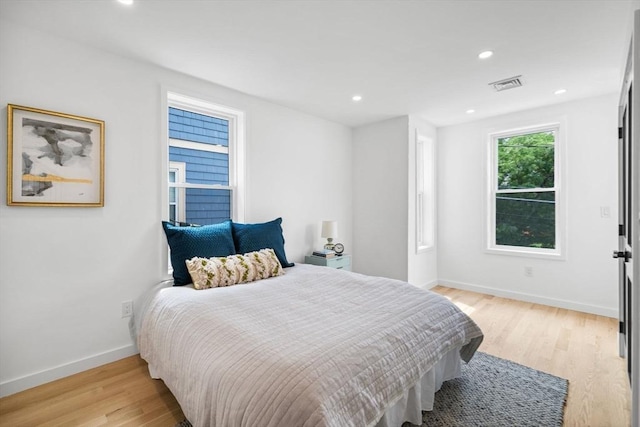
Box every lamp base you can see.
[324,237,335,251]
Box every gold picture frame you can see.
[7,104,105,207]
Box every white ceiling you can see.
[1,0,637,127]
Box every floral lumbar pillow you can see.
[186,248,284,290]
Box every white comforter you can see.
[138,264,483,427]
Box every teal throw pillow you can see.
[232,217,294,268]
[162,220,236,286]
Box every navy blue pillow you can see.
[232,218,294,268]
[162,220,236,286]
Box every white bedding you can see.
[138,264,483,427]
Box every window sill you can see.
[485,246,565,261]
[416,245,435,254]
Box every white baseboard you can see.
[412,279,439,290]
[0,344,138,398]
[438,279,618,319]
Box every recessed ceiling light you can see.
[466,109,476,114]
[118,0,133,5]
[554,89,567,95]
[352,95,362,102]
[478,51,493,59]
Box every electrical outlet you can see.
[600,206,611,218]
[524,266,533,277]
[121,300,133,318]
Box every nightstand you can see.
[305,254,351,271]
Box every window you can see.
[487,123,564,258]
[166,92,244,225]
[416,133,435,252]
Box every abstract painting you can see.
[7,105,104,206]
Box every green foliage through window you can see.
[497,131,554,190]
[494,130,556,249]
[496,192,555,248]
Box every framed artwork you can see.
[7,104,105,207]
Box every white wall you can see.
[0,20,352,397]
[437,93,619,317]
[353,117,409,280]
[352,115,438,288]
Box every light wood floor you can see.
[434,286,631,427]
[0,287,631,427]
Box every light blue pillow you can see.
[232,217,294,268]
[162,220,236,286]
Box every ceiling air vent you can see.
[489,75,523,92]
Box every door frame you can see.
[633,11,639,427]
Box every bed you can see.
[137,219,483,426]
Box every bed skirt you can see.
[373,347,461,427]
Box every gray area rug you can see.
[176,351,568,427]
[410,351,568,426]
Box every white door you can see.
[617,9,639,427]
[617,61,633,381]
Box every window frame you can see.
[164,91,245,223]
[415,132,435,253]
[486,121,566,260]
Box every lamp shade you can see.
[321,220,338,239]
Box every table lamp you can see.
[321,220,338,250]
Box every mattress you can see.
[137,264,483,426]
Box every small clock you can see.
[333,243,345,255]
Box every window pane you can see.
[496,191,555,249]
[184,188,231,225]
[168,106,230,226]
[169,146,228,186]
[169,107,229,147]
[497,131,554,190]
